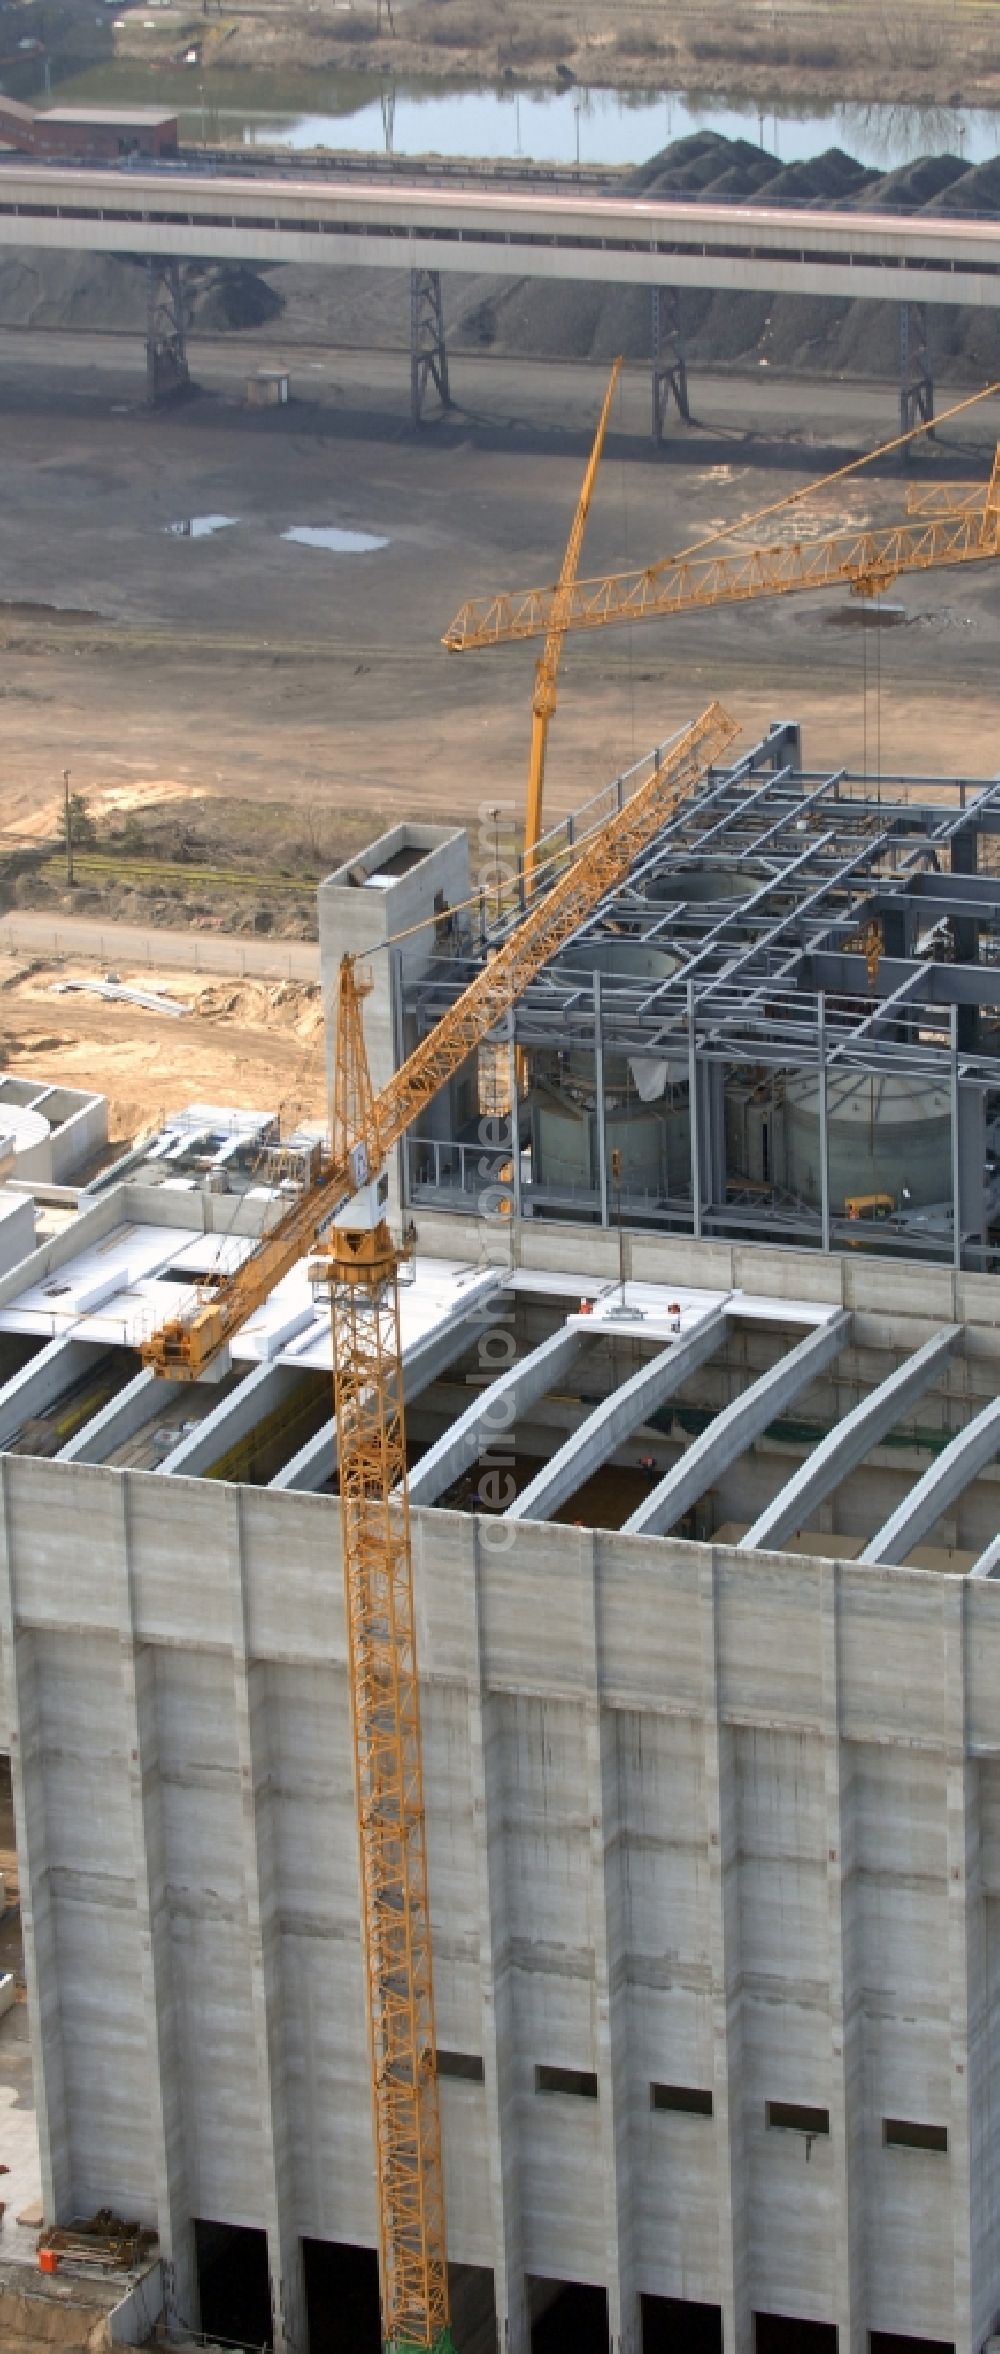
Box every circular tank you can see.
[0,1104,50,1180]
[530,936,689,1202]
[783,1070,952,1214]
[553,938,681,986]
[644,859,771,908]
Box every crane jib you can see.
[139,703,738,1380]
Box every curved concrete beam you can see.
[861,1391,1000,1566]
[408,1323,583,1510]
[740,1326,961,1555]
[625,1312,851,1540]
[507,1309,728,1526]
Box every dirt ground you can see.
[2,329,1000,1125]
[111,0,1000,109]
[0,951,327,1137]
[3,330,1000,812]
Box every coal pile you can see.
[453,130,1000,382]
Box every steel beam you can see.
[406,1322,584,1509]
[740,1327,961,1554]
[806,954,1000,1010]
[861,1392,1000,1565]
[507,1308,728,1525]
[624,1313,851,1539]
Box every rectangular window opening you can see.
[436,2050,485,2084]
[651,2082,713,2117]
[882,2117,948,2152]
[766,2101,830,2136]
[535,2064,598,2100]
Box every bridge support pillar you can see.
[899,300,934,450]
[145,260,191,407]
[410,267,451,425]
[651,286,690,443]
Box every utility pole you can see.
[63,769,73,889]
[611,1144,623,1294]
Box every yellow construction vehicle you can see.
[845,1192,895,1222]
[442,443,1000,653]
[140,701,739,2354]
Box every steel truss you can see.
[403,724,1000,1269]
[145,259,191,407]
[410,268,451,425]
[899,300,935,444]
[651,286,690,441]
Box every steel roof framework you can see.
[402,725,1000,1266]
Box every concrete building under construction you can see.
[5,725,1000,2354]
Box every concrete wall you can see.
[4,1450,1000,2354]
[319,825,471,1212]
[414,1203,1000,1334]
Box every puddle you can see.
[282,524,388,554]
[164,515,240,539]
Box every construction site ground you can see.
[0,949,326,1141]
[2,328,1000,1127]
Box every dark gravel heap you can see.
[455,130,1000,380]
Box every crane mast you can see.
[140,697,739,2354]
[525,356,622,882]
[310,960,450,2354]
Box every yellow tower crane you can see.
[524,356,621,884]
[140,700,739,2354]
[442,438,1000,654]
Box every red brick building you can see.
[0,101,178,159]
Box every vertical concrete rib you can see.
[581,1530,634,2354]
[0,1457,71,2223]
[464,1518,528,2354]
[115,1474,196,2334]
[820,1559,862,2354]
[698,1550,744,2354]
[228,1490,305,2354]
